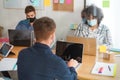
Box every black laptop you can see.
[8,29,34,47]
[56,41,83,69]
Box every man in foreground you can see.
[17,17,78,80]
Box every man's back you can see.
[17,42,77,80]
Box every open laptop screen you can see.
[8,29,34,47]
[56,41,83,63]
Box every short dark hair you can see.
[33,17,56,40]
[81,8,87,18]
[25,5,36,14]
[85,5,104,25]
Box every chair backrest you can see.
[0,38,9,43]
[66,36,97,56]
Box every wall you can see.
[111,0,120,48]
[0,0,84,40]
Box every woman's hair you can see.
[81,8,87,19]
[33,17,56,40]
[85,5,104,25]
[25,5,36,14]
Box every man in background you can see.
[15,5,36,30]
[1,5,36,79]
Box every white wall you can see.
[86,0,120,48]
[111,0,120,48]
[0,0,84,40]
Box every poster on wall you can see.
[53,0,74,12]
[3,0,44,10]
[3,0,22,8]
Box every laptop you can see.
[66,36,97,56]
[56,41,83,69]
[0,42,13,57]
[8,29,34,47]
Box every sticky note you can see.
[66,0,72,4]
[74,24,78,29]
[99,45,107,53]
[54,0,59,3]
[70,24,78,30]
[70,24,74,30]
[102,0,110,8]
[44,0,51,6]
[59,0,64,4]
[30,0,40,6]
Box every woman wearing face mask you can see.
[15,5,36,30]
[74,5,113,49]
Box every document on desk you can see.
[110,48,120,52]
[110,48,120,57]
[0,58,17,71]
[91,62,117,76]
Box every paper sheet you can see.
[99,45,107,53]
[53,0,59,3]
[59,0,64,4]
[44,0,51,6]
[0,58,17,71]
[91,62,117,76]
[66,0,72,4]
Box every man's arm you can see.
[57,59,78,80]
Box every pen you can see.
[108,65,111,71]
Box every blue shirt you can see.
[17,42,77,80]
[15,19,33,30]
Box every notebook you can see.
[8,29,34,47]
[56,41,83,69]
[0,42,13,57]
[66,36,97,56]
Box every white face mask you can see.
[50,35,56,49]
[87,19,97,27]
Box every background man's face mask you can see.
[27,17,36,23]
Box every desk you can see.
[0,45,120,80]
[0,42,26,59]
[0,45,26,59]
[8,46,26,58]
[77,54,120,80]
